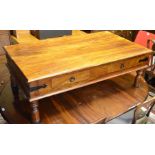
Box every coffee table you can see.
[4,31,152,123]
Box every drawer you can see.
[52,70,90,90]
[115,54,149,70]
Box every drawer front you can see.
[52,70,90,90]
[29,54,150,100]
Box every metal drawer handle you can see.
[120,63,125,69]
[30,84,47,92]
[69,76,76,82]
[139,57,148,63]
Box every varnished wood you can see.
[30,101,40,123]
[0,73,148,124]
[29,54,150,101]
[134,70,144,88]
[4,31,153,123]
[5,31,152,82]
[4,31,152,102]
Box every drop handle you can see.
[139,57,148,62]
[69,76,76,82]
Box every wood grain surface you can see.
[5,31,152,82]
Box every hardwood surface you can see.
[5,31,152,101]
[4,31,152,123]
[5,31,152,82]
[0,73,148,124]
[28,56,149,102]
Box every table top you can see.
[4,31,152,82]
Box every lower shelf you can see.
[0,73,148,124]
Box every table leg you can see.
[10,75,19,100]
[30,101,40,124]
[134,70,143,88]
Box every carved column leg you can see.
[134,70,143,88]
[10,75,19,101]
[30,101,40,124]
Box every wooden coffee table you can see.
[4,31,152,123]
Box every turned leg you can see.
[134,70,143,88]
[30,101,40,124]
[10,75,19,100]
